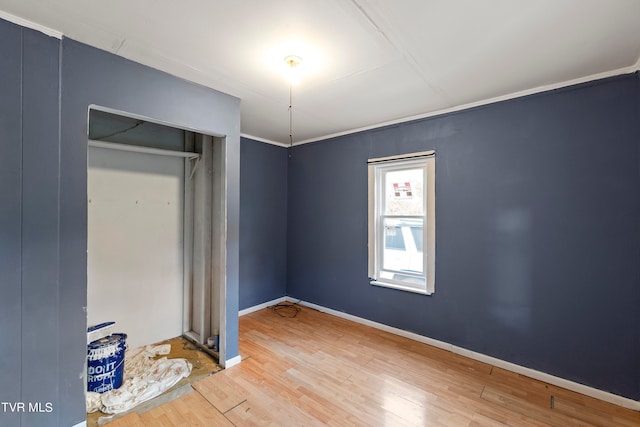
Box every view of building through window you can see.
[368,153,435,294]
[381,167,425,285]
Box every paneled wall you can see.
[0,17,241,426]
[0,20,62,427]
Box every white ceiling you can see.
[1,0,639,145]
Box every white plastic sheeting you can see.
[87,344,192,416]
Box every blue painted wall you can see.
[0,17,241,426]
[287,74,640,401]
[0,19,28,427]
[0,20,63,427]
[239,138,288,309]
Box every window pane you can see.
[382,217,423,274]
[380,270,426,288]
[384,220,406,250]
[410,225,423,252]
[384,168,423,216]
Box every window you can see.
[368,151,435,294]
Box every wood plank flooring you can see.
[109,305,640,426]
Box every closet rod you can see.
[88,139,200,159]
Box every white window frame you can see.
[368,151,435,295]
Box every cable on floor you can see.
[270,301,301,318]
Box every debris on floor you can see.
[87,344,192,416]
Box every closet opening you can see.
[86,107,226,362]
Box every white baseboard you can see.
[72,421,87,427]
[224,355,242,369]
[239,296,289,317]
[285,297,640,411]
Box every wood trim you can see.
[0,10,63,38]
[367,150,435,164]
[291,68,640,146]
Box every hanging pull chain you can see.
[289,81,293,147]
[284,55,302,150]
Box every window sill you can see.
[370,280,433,295]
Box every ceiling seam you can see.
[347,0,450,103]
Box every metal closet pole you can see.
[88,139,200,159]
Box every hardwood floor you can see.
[110,305,640,426]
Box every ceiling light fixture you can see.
[284,55,302,147]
